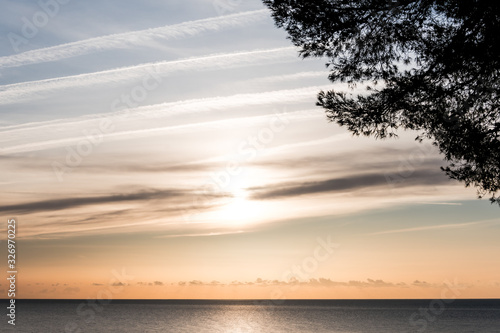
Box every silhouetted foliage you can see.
[263,0,500,204]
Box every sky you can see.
[0,0,499,300]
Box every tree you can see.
[263,0,500,205]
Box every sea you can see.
[2,299,499,332]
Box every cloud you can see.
[412,280,435,288]
[54,209,133,226]
[64,287,80,294]
[196,133,352,165]
[243,71,328,86]
[0,90,324,154]
[0,47,299,105]
[106,278,449,289]
[155,230,245,238]
[168,278,416,288]
[303,278,406,288]
[189,280,203,286]
[69,162,215,174]
[415,202,463,206]
[0,10,270,69]
[251,146,443,171]
[0,86,321,135]
[0,109,319,154]
[0,188,200,214]
[11,196,235,239]
[366,279,398,287]
[249,169,451,200]
[370,219,497,235]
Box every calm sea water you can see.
[2,299,499,332]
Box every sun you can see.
[211,188,261,225]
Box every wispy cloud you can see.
[0,83,324,135]
[370,219,498,235]
[0,47,298,105]
[155,230,245,238]
[0,85,330,154]
[249,169,450,200]
[172,278,414,288]
[0,10,269,69]
[242,71,328,86]
[415,202,463,206]
[0,84,325,134]
[0,110,319,154]
[0,187,227,214]
[192,134,351,165]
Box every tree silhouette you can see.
[263,0,500,205]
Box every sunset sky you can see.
[0,0,499,299]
